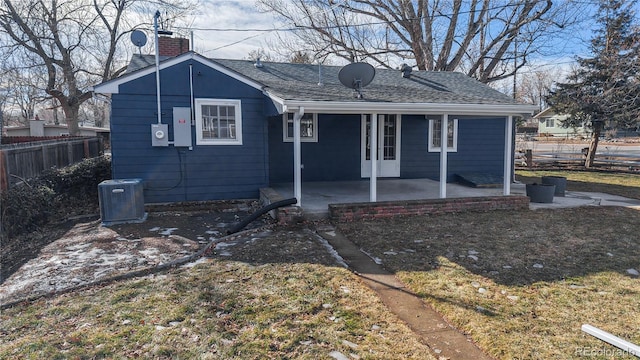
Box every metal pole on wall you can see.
[154,10,162,125]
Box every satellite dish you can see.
[338,62,375,99]
[130,30,147,54]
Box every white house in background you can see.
[533,107,590,138]
[4,119,109,137]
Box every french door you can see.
[361,114,401,178]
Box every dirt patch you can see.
[0,208,276,306]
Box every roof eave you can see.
[276,98,539,116]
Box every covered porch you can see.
[271,178,529,218]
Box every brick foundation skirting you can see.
[259,188,303,224]
[329,195,530,222]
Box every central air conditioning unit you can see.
[98,178,147,226]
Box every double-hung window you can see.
[428,118,458,152]
[195,99,242,145]
[283,112,317,142]
[545,118,555,128]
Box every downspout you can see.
[154,11,162,124]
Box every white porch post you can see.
[439,114,448,198]
[370,113,378,202]
[503,115,513,195]
[293,107,304,206]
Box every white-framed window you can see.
[283,112,318,142]
[195,99,242,145]
[545,118,555,128]
[428,118,458,152]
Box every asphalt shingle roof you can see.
[127,54,518,106]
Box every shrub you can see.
[1,156,111,238]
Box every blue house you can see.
[93,40,536,206]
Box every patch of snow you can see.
[502,265,512,269]
[471,281,480,288]
[159,228,178,236]
[180,257,209,268]
[329,351,350,360]
[478,287,487,294]
[342,340,358,349]
[325,230,336,237]
[467,255,479,261]
[149,227,161,231]
[383,251,398,256]
[606,252,614,257]
[533,263,544,269]
[626,268,640,276]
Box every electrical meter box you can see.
[98,178,147,226]
[173,107,192,147]
[151,123,169,147]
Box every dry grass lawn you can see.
[338,205,640,359]
[0,228,435,360]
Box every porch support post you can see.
[293,107,304,206]
[503,115,513,195]
[370,113,378,202]
[439,114,448,198]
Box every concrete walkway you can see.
[314,222,494,360]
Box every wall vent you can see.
[98,179,147,226]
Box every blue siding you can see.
[110,59,269,203]
[401,115,507,181]
[268,114,361,183]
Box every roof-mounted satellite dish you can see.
[130,30,147,54]
[338,62,375,99]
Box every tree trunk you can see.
[584,126,601,169]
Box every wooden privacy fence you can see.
[0,137,104,191]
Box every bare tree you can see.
[0,0,194,135]
[258,0,589,83]
[516,67,563,110]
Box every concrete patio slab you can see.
[271,179,640,218]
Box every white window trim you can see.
[195,98,243,145]
[283,112,318,142]
[428,118,458,152]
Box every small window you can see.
[195,99,242,145]
[545,118,555,128]
[428,118,458,152]
[283,113,317,142]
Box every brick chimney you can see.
[158,36,190,57]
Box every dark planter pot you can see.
[526,183,556,203]
[541,176,567,197]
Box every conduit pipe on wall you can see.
[154,10,162,124]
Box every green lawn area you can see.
[516,169,640,199]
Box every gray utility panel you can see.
[173,107,192,147]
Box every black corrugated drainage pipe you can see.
[226,198,297,235]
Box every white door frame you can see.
[361,114,401,178]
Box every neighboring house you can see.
[93,36,536,205]
[5,119,110,138]
[534,107,590,138]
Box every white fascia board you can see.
[277,99,538,116]
[93,52,264,94]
